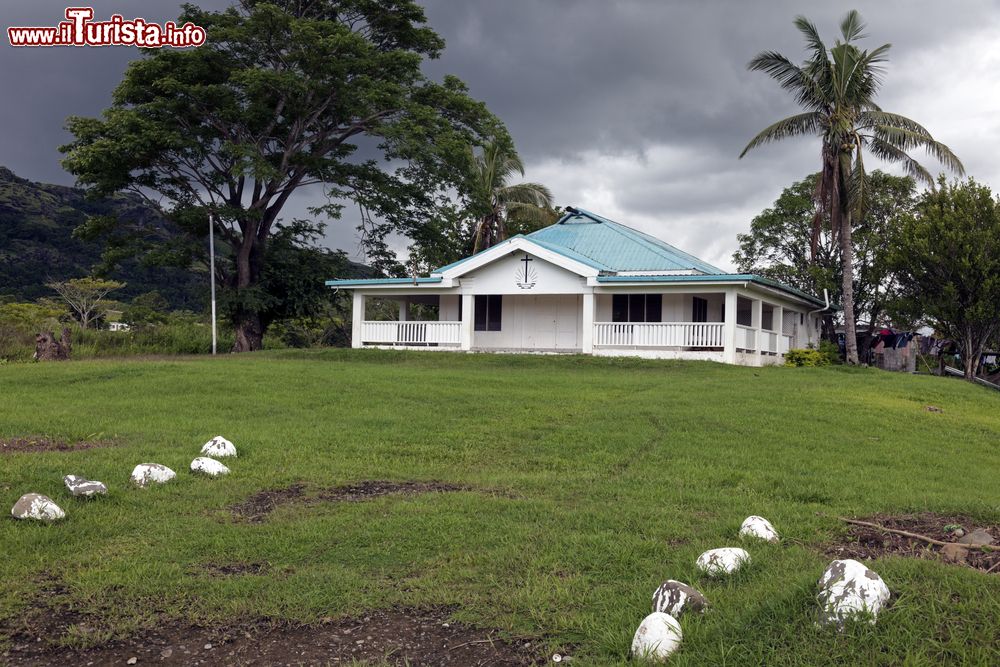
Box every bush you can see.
[73,319,233,357]
[784,348,832,367]
[817,340,842,365]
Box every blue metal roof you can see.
[325,207,827,307]
[325,277,443,287]
[597,273,829,307]
[526,208,726,274]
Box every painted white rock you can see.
[651,580,708,617]
[200,436,237,458]
[130,463,176,487]
[191,457,230,477]
[630,611,682,662]
[739,515,780,543]
[696,547,750,576]
[817,559,890,628]
[63,475,108,498]
[11,493,65,521]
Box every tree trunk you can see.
[962,332,979,381]
[233,311,264,352]
[840,211,860,365]
[230,230,265,353]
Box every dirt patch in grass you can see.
[194,562,271,577]
[318,480,468,502]
[1,605,546,666]
[229,483,307,522]
[829,513,1000,574]
[0,437,111,455]
[229,480,472,523]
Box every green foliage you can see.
[467,138,555,253]
[71,317,231,357]
[0,167,204,307]
[2,353,1000,665]
[60,0,505,349]
[741,11,963,363]
[784,348,832,367]
[46,277,126,329]
[890,177,1000,378]
[0,300,69,362]
[734,171,915,332]
[817,340,842,365]
[123,291,171,327]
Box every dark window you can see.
[474,295,502,331]
[692,297,708,323]
[612,294,629,322]
[645,294,662,322]
[612,294,661,323]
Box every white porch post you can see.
[774,304,784,355]
[460,293,474,351]
[351,291,365,349]
[723,288,737,364]
[581,292,595,354]
[751,298,763,365]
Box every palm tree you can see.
[469,140,554,253]
[740,10,963,364]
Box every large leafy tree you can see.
[890,178,1000,380]
[61,0,503,351]
[46,277,125,330]
[469,139,554,253]
[735,170,915,351]
[740,10,963,364]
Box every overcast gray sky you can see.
[3,1,999,270]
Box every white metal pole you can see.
[209,213,217,355]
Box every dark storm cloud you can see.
[2,1,998,266]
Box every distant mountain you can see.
[0,166,207,308]
[0,167,374,308]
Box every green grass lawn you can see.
[1,350,999,665]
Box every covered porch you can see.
[350,288,807,366]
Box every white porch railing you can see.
[736,325,756,351]
[594,322,724,348]
[360,320,461,346]
[762,330,779,354]
[780,334,794,354]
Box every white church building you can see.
[327,208,832,366]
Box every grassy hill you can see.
[1,352,998,665]
[0,166,205,308]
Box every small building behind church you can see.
[327,208,832,366]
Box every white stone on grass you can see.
[11,493,65,521]
[191,457,230,477]
[130,463,176,488]
[695,547,750,576]
[63,475,108,498]
[739,515,780,543]
[651,580,708,617]
[630,611,682,662]
[200,436,237,458]
[817,559,890,628]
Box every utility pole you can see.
[209,213,217,355]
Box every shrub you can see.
[817,340,842,365]
[784,348,832,367]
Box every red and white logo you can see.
[7,7,206,48]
